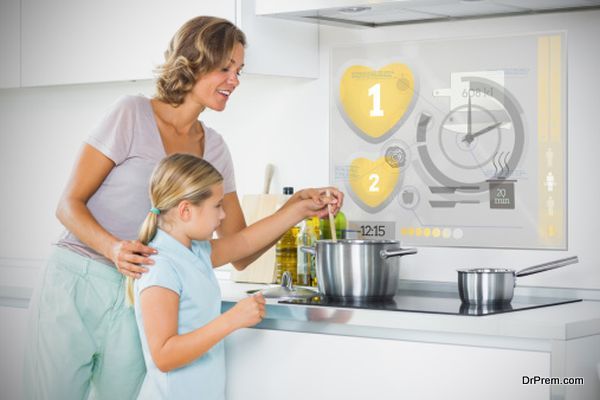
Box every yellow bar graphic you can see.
[537,35,564,246]
[550,35,562,143]
[537,37,550,144]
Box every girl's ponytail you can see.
[139,208,160,246]
[125,210,160,306]
[125,153,223,306]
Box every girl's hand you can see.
[110,239,157,278]
[227,293,266,329]
[288,187,344,217]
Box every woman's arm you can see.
[140,286,264,372]
[56,144,155,278]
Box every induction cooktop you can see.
[278,291,582,316]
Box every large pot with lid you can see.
[302,239,417,298]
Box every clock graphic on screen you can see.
[416,76,526,193]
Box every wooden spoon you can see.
[326,189,337,242]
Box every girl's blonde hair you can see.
[126,153,223,305]
[155,16,246,107]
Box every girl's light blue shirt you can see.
[134,229,224,400]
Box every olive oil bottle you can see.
[275,187,299,284]
[296,216,320,286]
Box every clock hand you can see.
[462,121,503,144]
[467,93,472,137]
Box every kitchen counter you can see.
[221,278,600,400]
[3,275,597,400]
[219,279,600,343]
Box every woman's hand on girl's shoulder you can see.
[110,239,157,278]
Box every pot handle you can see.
[380,247,418,260]
[300,246,316,255]
[515,256,579,277]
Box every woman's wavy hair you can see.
[125,153,223,305]
[155,16,246,107]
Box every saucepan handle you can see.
[516,256,579,278]
[300,246,316,255]
[380,248,418,260]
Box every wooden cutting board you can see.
[231,193,286,283]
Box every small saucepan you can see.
[457,256,579,304]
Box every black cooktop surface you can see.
[278,291,582,316]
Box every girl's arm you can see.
[210,198,319,268]
[56,144,155,278]
[215,188,344,271]
[140,286,264,372]
[214,192,267,271]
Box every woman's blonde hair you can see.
[155,16,246,106]
[126,153,224,305]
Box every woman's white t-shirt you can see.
[56,95,236,266]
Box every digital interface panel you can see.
[331,33,567,249]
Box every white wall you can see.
[0,74,328,286]
[0,9,599,291]
[318,9,600,290]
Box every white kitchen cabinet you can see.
[0,0,20,88]
[21,0,234,87]
[225,328,550,400]
[236,0,318,78]
[19,0,318,87]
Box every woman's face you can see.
[190,42,245,111]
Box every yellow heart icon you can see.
[348,156,400,211]
[339,63,416,142]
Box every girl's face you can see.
[189,42,245,112]
[189,183,226,240]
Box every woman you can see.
[23,16,343,400]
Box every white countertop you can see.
[218,279,600,342]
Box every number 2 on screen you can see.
[368,174,380,192]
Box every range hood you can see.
[256,0,600,27]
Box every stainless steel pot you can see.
[457,256,579,304]
[302,239,417,298]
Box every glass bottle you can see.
[296,216,320,286]
[275,187,299,284]
[308,216,320,287]
[320,210,347,240]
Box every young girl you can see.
[127,153,336,399]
